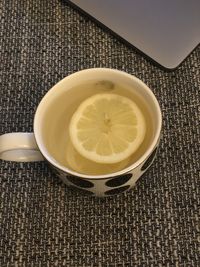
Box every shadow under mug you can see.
[0,68,162,197]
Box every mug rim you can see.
[34,68,162,179]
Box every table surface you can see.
[0,1,199,266]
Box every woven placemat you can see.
[0,1,199,266]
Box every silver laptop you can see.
[69,0,200,69]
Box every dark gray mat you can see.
[0,1,199,266]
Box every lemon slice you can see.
[69,93,146,164]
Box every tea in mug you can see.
[44,80,154,175]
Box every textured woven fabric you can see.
[0,0,200,266]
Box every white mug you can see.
[0,68,162,196]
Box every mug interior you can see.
[34,68,162,178]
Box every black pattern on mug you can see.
[67,175,94,188]
[105,173,132,187]
[141,147,158,171]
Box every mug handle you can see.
[0,133,44,162]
